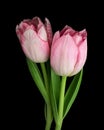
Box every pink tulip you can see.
[51,25,87,76]
[16,17,52,63]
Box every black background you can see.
[2,1,102,130]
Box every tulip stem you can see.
[55,76,67,130]
[40,63,53,130]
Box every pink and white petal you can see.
[73,34,82,46]
[37,17,44,28]
[70,39,87,76]
[21,29,37,59]
[79,29,87,40]
[79,29,86,35]
[21,43,33,60]
[32,17,43,29]
[16,25,21,38]
[16,25,25,44]
[45,18,53,45]
[60,26,76,36]
[60,25,69,35]
[60,25,73,35]
[52,31,60,46]
[51,35,78,76]
[72,29,87,46]
[21,29,36,60]
[64,28,76,36]
[19,22,29,32]
[38,26,47,41]
[16,22,31,40]
[30,39,50,62]
[23,29,37,43]
[64,35,78,75]
[23,19,32,25]
[22,29,49,62]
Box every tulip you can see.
[51,25,87,76]
[16,17,52,63]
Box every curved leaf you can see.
[44,104,47,121]
[63,69,83,118]
[26,58,48,103]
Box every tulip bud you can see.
[16,17,52,63]
[51,26,87,76]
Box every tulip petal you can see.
[32,17,43,29]
[60,25,69,35]
[22,29,49,62]
[70,39,87,76]
[73,34,82,45]
[73,29,87,45]
[51,35,78,76]
[60,25,76,36]
[45,18,53,45]
[52,31,60,46]
[38,26,47,41]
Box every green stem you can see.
[55,76,67,130]
[40,63,52,130]
[45,103,53,130]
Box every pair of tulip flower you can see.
[16,17,87,76]
[16,17,87,130]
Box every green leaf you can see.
[44,104,47,121]
[26,58,48,103]
[50,69,61,122]
[45,60,51,87]
[63,69,83,118]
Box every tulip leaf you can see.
[26,58,48,103]
[44,104,47,121]
[46,60,51,87]
[50,69,61,122]
[63,69,83,118]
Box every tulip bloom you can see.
[16,17,52,63]
[51,26,87,76]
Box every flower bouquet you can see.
[16,16,87,130]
